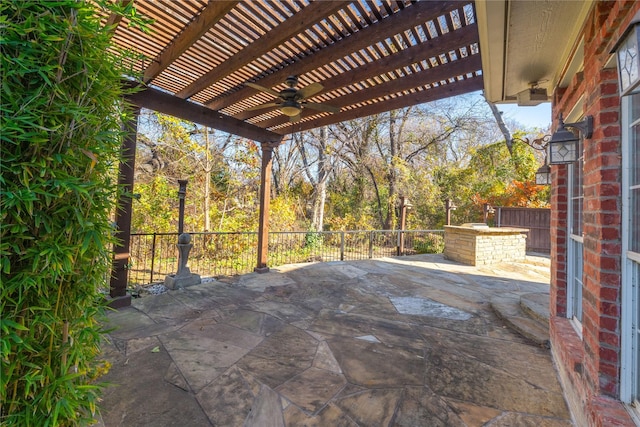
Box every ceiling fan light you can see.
[281,104,301,117]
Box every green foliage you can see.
[304,231,323,249]
[132,176,174,233]
[269,195,299,231]
[1,1,141,424]
[413,233,445,254]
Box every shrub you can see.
[1,1,142,424]
[414,233,445,254]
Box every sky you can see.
[497,102,552,130]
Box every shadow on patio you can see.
[98,254,572,427]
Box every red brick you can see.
[597,241,622,256]
[592,138,621,155]
[598,346,619,366]
[597,198,619,212]
[598,168,620,182]
[598,330,620,348]
[600,301,620,317]
[599,82,619,97]
[599,271,622,287]
[597,212,621,226]
[602,124,621,138]
[599,226,621,240]
[599,316,619,334]
[598,360,619,379]
[595,182,620,194]
[599,286,620,302]
[599,256,621,272]
[599,376,618,396]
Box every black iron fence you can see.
[127,229,445,286]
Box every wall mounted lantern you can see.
[612,12,640,96]
[547,114,593,165]
[535,163,551,185]
[512,134,551,186]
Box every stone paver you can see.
[99,254,572,426]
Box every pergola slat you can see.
[176,1,350,99]
[255,51,482,129]
[273,75,484,134]
[143,1,239,83]
[236,23,479,122]
[206,1,463,111]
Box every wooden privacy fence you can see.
[495,207,551,253]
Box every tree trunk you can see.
[311,127,328,231]
[384,110,398,230]
[203,127,212,231]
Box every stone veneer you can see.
[444,225,528,266]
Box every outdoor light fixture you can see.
[535,163,551,185]
[547,114,593,165]
[612,11,640,96]
[511,134,552,186]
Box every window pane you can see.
[633,125,640,187]
[571,158,584,236]
[632,189,640,253]
[632,94,640,253]
[632,92,640,121]
[572,239,583,322]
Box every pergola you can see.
[105,0,590,306]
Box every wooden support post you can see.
[445,198,456,226]
[109,107,140,308]
[255,139,282,273]
[398,196,410,255]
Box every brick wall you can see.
[443,226,527,266]
[550,164,569,318]
[550,1,639,425]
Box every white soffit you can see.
[477,0,594,104]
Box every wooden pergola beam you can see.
[143,1,239,83]
[177,1,350,99]
[235,23,479,122]
[272,76,485,134]
[257,53,483,129]
[207,1,463,110]
[125,85,281,143]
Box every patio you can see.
[98,254,571,426]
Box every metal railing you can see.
[127,229,444,286]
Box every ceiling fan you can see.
[244,75,339,122]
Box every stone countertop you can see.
[445,225,529,234]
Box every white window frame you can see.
[620,93,640,417]
[567,149,584,337]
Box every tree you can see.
[293,127,334,231]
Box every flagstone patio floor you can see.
[98,253,573,426]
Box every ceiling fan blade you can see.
[305,102,340,113]
[290,114,301,123]
[298,82,323,99]
[245,102,279,112]
[245,82,280,97]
